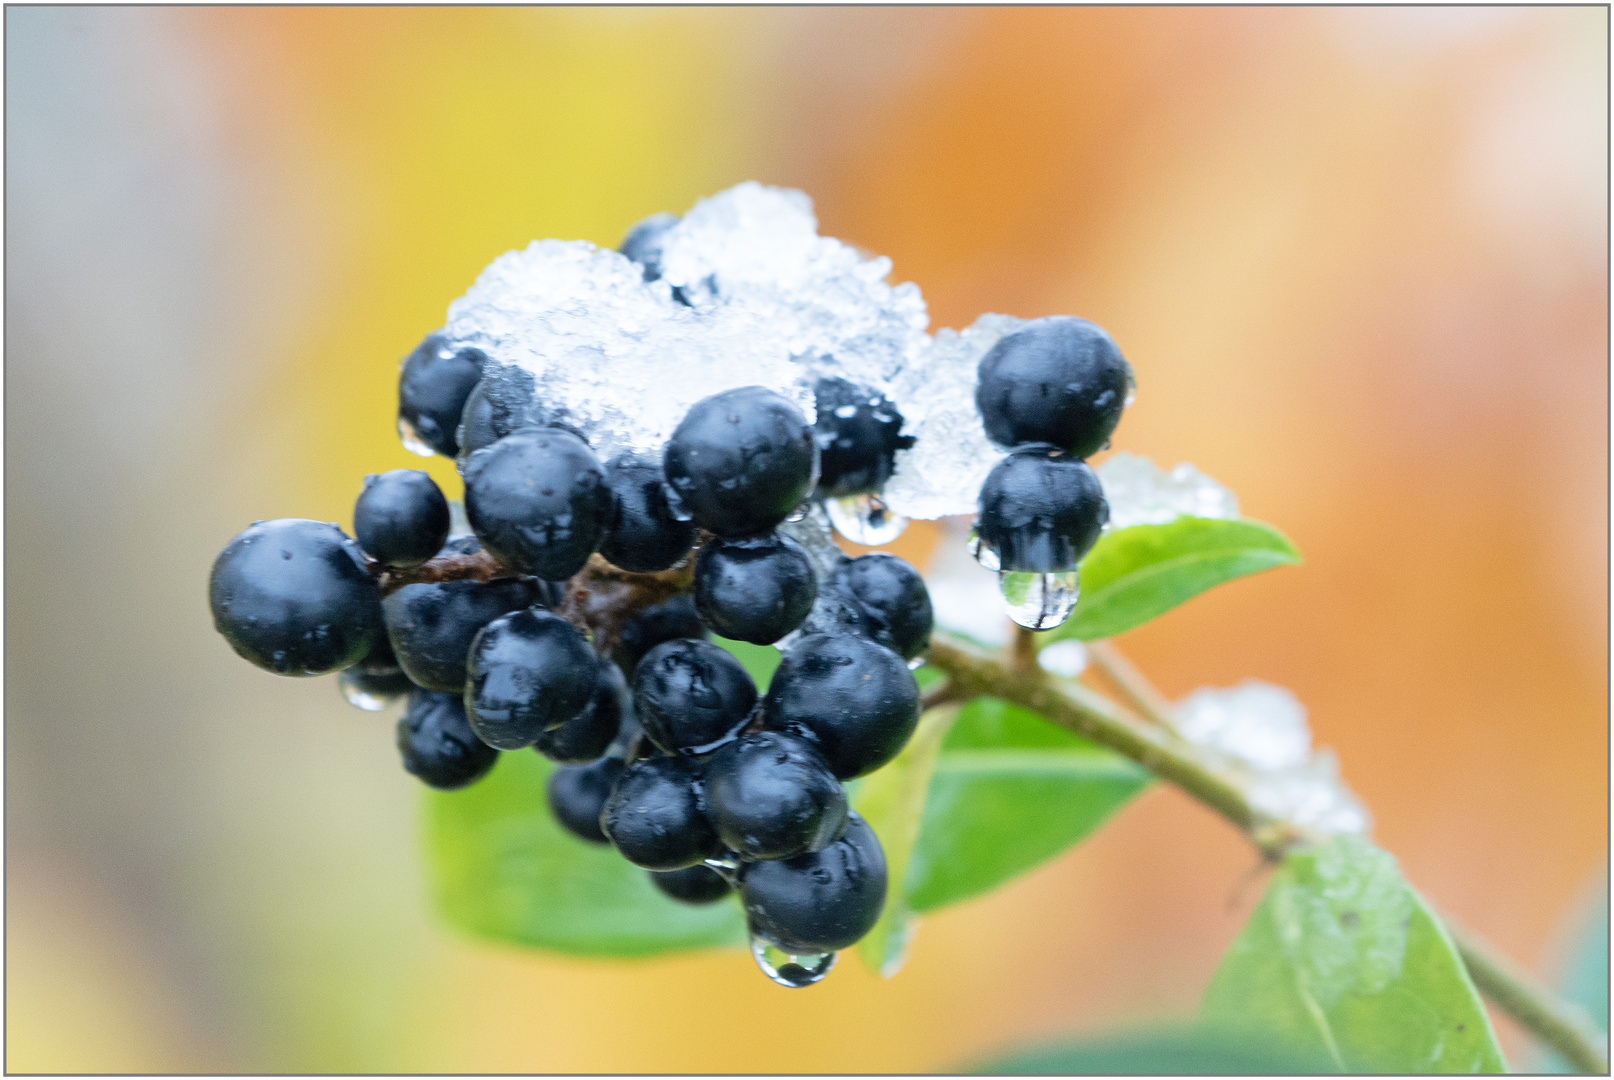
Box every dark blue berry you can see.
[832,553,933,660]
[811,377,915,497]
[397,689,499,790]
[600,755,721,870]
[398,332,487,457]
[599,455,696,572]
[663,387,817,538]
[354,470,450,569]
[619,212,679,282]
[209,519,384,676]
[548,755,625,845]
[464,608,597,750]
[613,594,706,677]
[976,448,1108,573]
[975,315,1132,457]
[763,634,919,780]
[705,732,847,861]
[694,532,817,646]
[632,638,757,756]
[381,537,543,693]
[649,864,732,904]
[533,659,626,764]
[463,427,611,581]
[454,364,578,463]
[741,813,886,952]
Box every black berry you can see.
[599,455,696,572]
[397,689,499,790]
[741,813,887,953]
[763,634,919,780]
[975,315,1132,457]
[600,755,721,870]
[533,659,626,764]
[619,212,679,282]
[354,470,450,568]
[663,386,817,537]
[632,638,758,755]
[548,755,625,845]
[811,377,915,497]
[398,332,487,457]
[464,427,611,581]
[704,732,848,861]
[613,594,706,677]
[454,364,572,462]
[694,532,817,646]
[832,553,933,660]
[649,864,732,905]
[464,608,597,750]
[976,447,1108,573]
[209,518,384,676]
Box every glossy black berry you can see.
[832,553,933,660]
[599,455,697,572]
[632,638,758,755]
[548,755,625,845]
[741,813,887,953]
[209,518,384,677]
[663,387,817,538]
[619,212,678,282]
[381,537,543,693]
[455,364,574,462]
[354,470,450,569]
[396,689,499,790]
[613,594,706,677]
[600,755,721,870]
[975,315,1133,457]
[398,332,487,457]
[649,864,732,905]
[763,634,920,780]
[694,532,817,646]
[705,732,848,861]
[811,377,916,497]
[976,448,1108,573]
[463,427,610,581]
[464,608,597,750]
[533,659,626,764]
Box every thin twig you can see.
[1087,640,1177,726]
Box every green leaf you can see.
[1201,834,1505,1073]
[710,635,781,691]
[967,1024,1336,1074]
[1048,517,1299,643]
[424,750,746,957]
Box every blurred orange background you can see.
[5,6,1605,1073]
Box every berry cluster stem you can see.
[924,628,1609,1074]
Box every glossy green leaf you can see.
[1201,834,1504,1073]
[424,750,746,957]
[968,1024,1335,1074]
[1048,517,1299,643]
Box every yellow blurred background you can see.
[5,6,1605,1072]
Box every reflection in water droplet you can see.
[825,493,907,546]
[906,656,926,671]
[702,857,741,886]
[338,671,389,711]
[967,527,1001,572]
[750,933,837,988]
[397,416,436,458]
[784,502,808,523]
[999,570,1080,630]
[1124,367,1138,408]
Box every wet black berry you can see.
[354,470,450,569]
[811,377,915,497]
[632,638,757,755]
[463,427,611,581]
[975,315,1132,457]
[548,755,625,844]
[381,536,543,693]
[741,813,887,953]
[454,364,579,462]
[209,518,384,677]
[599,455,696,572]
[533,659,626,764]
[832,553,933,660]
[663,386,817,537]
[763,634,919,779]
[694,532,817,646]
[705,732,848,861]
[613,594,706,677]
[398,332,487,457]
[976,447,1108,573]
[464,608,597,750]
[397,689,499,790]
[601,755,721,870]
[619,212,679,282]
[649,864,733,904]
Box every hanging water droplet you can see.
[784,502,808,523]
[906,655,926,671]
[702,856,741,886]
[999,570,1080,630]
[1123,367,1138,408]
[826,493,907,546]
[397,416,435,458]
[967,527,1001,572]
[750,933,837,988]
[447,500,472,539]
[338,671,390,712]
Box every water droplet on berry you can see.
[784,502,808,523]
[338,671,391,712]
[749,933,837,988]
[826,493,907,546]
[999,570,1080,630]
[1124,367,1138,408]
[906,656,926,671]
[967,527,1001,572]
[397,416,435,458]
[447,499,472,539]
